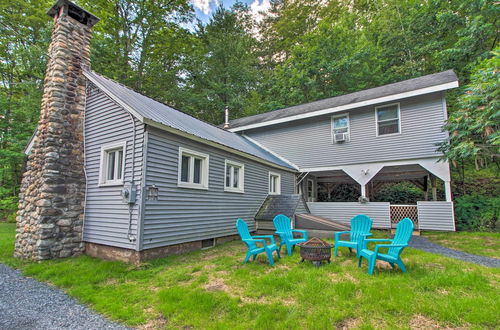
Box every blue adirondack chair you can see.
[334,214,373,258]
[273,214,308,256]
[236,219,280,265]
[358,217,414,275]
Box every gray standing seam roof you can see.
[84,70,295,170]
[255,194,308,221]
[228,70,458,129]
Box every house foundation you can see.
[85,234,240,264]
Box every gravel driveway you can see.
[409,236,500,268]
[0,264,128,330]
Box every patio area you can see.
[1,223,498,329]
[298,158,456,231]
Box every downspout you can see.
[127,112,137,242]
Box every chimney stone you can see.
[15,1,99,260]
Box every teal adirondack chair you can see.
[273,214,308,256]
[236,219,280,265]
[358,217,414,275]
[334,214,373,258]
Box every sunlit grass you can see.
[424,231,500,259]
[1,223,499,329]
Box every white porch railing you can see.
[417,201,455,231]
[307,201,455,231]
[307,202,391,229]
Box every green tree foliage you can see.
[178,4,260,123]
[0,0,498,221]
[440,49,499,167]
[0,0,52,218]
[79,0,193,102]
[454,194,499,231]
[256,0,499,111]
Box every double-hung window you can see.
[269,172,281,195]
[224,160,244,193]
[99,141,126,186]
[178,147,209,189]
[332,114,350,143]
[376,103,401,136]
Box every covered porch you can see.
[297,157,455,231]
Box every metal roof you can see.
[228,70,458,130]
[84,70,296,170]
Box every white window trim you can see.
[331,113,350,143]
[177,147,209,190]
[224,159,245,193]
[268,172,281,195]
[375,102,402,137]
[99,141,127,187]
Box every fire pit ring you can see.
[297,237,332,267]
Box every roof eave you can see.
[229,80,459,132]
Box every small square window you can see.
[269,172,281,195]
[178,147,209,190]
[99,141,126,186]
[224,160,244,193]
[376,103,401,136]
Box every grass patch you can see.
[1,223,499,329]
[424,231,500,259]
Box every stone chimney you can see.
[15,0,99,260]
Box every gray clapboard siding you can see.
[245,93,448,168]
[417,201,455,231]
[307,202,391,229]
[83,87,144,249]
[142,127,295,250]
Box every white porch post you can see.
[361,184,367,198]
[444,181,452,202]
[430,174,437,201]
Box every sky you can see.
[191,0,271,23]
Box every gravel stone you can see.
[409,236,500,268]
[0,263,129,330]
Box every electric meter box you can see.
[121,182,136,204]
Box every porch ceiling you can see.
[314,164,428,184]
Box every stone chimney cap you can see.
[47,0,100,27]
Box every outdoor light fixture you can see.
[147,184,159,201]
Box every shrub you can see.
[0,196,18,223]
[318,183,360,202]
[372,182,423,204]
[454,194,499,231]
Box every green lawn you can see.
[424,231,500,259]
[1,223,499,329]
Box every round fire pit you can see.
[297,237,333,267]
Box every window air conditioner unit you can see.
[334,132,347,143]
